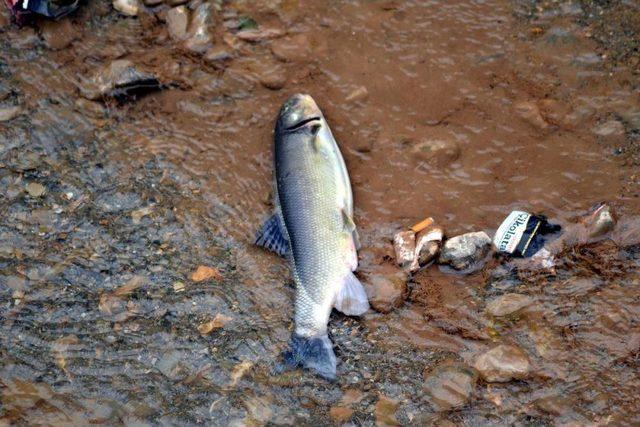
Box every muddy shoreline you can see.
[1,0,640,425]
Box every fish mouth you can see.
[285,116,322,131]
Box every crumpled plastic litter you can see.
[4,0,80,24]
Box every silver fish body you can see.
[255,94,368,379]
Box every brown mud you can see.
[1,0,639,425]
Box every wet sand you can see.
[1,0,639,425]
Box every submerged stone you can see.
[474,345,530,382]
[485,293,532,317]
[423,362,477,411]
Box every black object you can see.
[5,0,80,24]
[494,211,561,257]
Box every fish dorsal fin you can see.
[254,213,289,256]
[334,271,369,316]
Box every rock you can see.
[166,6,189,40]
[81,60,161,100]
[582,203,616,238]
[166,0,188,5]
[270,34,311,62]
[41,19,77,50]
[51,335,80,372]
[25,182,46,197]
[130,206,154,224]
[205,46,233,66]
[197,313,232,334]
[340,389,364,406]
[156,350,187,380]
[229,361,253,386]
[346,86,369,103]
[236,28,285,42]
[0,105,23,122]
[439,231,491,271]
[474,345,530,382]
[74,98,106,118]
[329,406,353,424]
[0,6,9,28]
[113,0,140,16]
[423,363,477,411]
[172,281,186,292]
[611,215,640,247]
[393,230,416,270]
[592,120,625,137]
[514,101,550,130]
[412,226,444,271]
[190,265,222,282]
[411,138,460,167]
[143,0,163,5]
[374,395,399,427]
[256,62,287,90]
[485,293,533,317]
[361,264,408,313]
[184,2,213,53]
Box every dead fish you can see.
[255,94,369,380]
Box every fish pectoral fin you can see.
[311,127,322,152]
[334,271,369,316]
[341,208,356,232]
[254,213,289,256]
[341,209,361,250]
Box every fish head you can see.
[276,94,324,135]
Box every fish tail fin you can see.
[280,333,337,380]
[334,271,369,316]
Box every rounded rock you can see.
[485,293,533,317]
[474,345,530,382]
[439,231,492,271]
[166,6,189,40]
[113,0,140,16]
[423,363,477,411]
[360,263,408,314]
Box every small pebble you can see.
[113,0,140,16]
[0,105,23,122]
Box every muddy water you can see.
[1,0,639,425]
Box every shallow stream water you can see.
[1,0,639,425]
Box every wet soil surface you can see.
[1,0,640,425]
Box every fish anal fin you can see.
[254,213,289,256]
[334,271,369,316]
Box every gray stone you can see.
[439,231,491,271]
[593,120,625,137]
[184,2,213,53]
[166,6,189,40]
